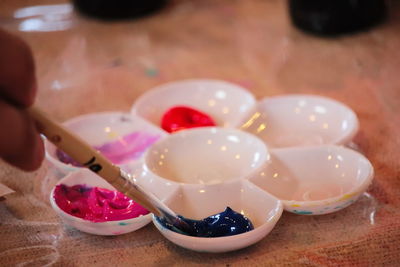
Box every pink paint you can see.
[96,132,160,164]
[54,184,149,222]
[56,131,160,166]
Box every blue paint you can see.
[293,210,313,215]
[158,207,254,237]
[118,222,129,226]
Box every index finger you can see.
[0,28,37,107]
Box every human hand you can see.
[0,29,44,171]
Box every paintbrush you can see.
[28,106,193,234]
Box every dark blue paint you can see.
[158,207,254,237]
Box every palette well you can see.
[152,181,282,253]
[49,169,152,235]
[240,95,359,148]
[45,112,166,174]
[144,128,269,185]
[48,79,374,252]
[248,145,373,215]
[131,79,256,129]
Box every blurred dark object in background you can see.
[72,0,168,20]
[288,0,388,36]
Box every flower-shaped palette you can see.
[48,79,373,253]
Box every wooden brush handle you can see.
[28,106,159,215]
[28,107,121,180]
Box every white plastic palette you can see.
[48,79,374,253]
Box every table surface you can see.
[1,0,400,266]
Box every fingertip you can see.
[0,102,44,171]
[25,132,45,171]
[2,133,44,172]
[35,133,45,168]
[23,130,45,172]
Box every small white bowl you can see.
[248,145,374,215]
[45,112,166,175]
[240,95,359,148]
[49,169,152,235]
[144,127,269,185]
[152,180,283,253]
[131,79,256,129]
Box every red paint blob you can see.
[54,184,149,222]
[161,106,216,133]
